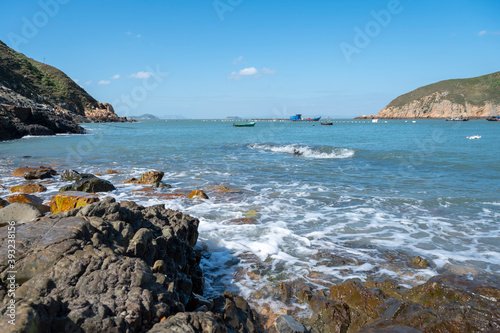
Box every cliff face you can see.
[375,72,500,119]
[0,40,127,125]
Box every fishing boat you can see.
[320,122,333,125]
[290,114,321,122]
[486,116,500,121]
[233,122,256,127]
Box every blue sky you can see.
[1,0,499,119]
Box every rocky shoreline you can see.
[0,167,499,332]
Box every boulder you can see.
[188,190,209,199]
[106,169,119,174]
[0,203,44,226]
[126,171,164,184]
[11,166,57,177]
[9,183,47,193]
[60,176,116,193]
[149,312,227,333]
[60,169,86,182]
[49,191,100,214]
[6,193,43,205]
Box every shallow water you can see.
[1,119,499,303]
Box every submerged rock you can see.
[188,190,209,199]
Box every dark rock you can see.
[60,176,116,193]
[24,169,53,180]
[60,169,84,182]
[149,311,227,333]
[0,198,8,209]
[275,315,306,333]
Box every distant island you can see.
[128,114,160,120]
[0,40,126,140]
[357,71,500,119]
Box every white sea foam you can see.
[248,143,355,159]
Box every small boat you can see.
[290,114,321,122]
[320,122,333,125]
[233,122,256,127]
[486,116,500,121]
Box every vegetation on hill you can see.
[387,71,500,109]
[0,40,99,115]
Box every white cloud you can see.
[111,74,120,80]
[478,30,488,36]
[229,67,277,80]
[137,34,141,38]
[232,56,244,65]
[262,68,276,74]
[239,67,258,76]
[85,80,92,85]
[129,71,154,79]
[98,80,111,85]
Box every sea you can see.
[1,119,499,311]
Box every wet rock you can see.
[106,169,119,174]
[60,176,116,193]
[9,183,47,193]
[60,169,93,182]
[6,193,43,205]
[126,171,165,185]
[275,315,306,333]
[24,169,53,180]
[0,203,44,226]
[222,292,263,333]
[409,256,430,269]
[49,191,100,214]
[189,190,209,199]
[11,166,57,177]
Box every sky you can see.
[1,0,499,119]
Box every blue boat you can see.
[290,114,321,122]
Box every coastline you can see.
[1,164,499,332]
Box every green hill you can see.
[0,40,99,116]
[387,71,500,109]
[373,71,500,119]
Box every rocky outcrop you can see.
[377,93,500,119]
[0,199,264,332]
[370,71,500,119]
[0,103,85,140]
[268,274,500,333]
[59,175,116,193]
[0,40,129,141]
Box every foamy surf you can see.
[248,143,355,159]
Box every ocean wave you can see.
[248,143,355,159]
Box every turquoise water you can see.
[1,119,499,299]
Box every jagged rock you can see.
[49,191,100,214]
[0,203,44,226]
[60,169,95,182]
[189,190,209,199]
[275,315,306,333]
[0,201,207,332]
[60,176,116,193]
[149,311,227,333]
[9,183,47,193]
